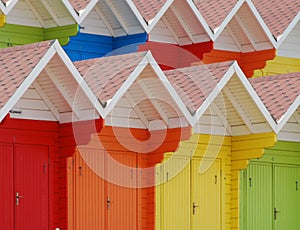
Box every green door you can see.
[274,165,300,230]
[245,163,273,230]
[243,163,300,230]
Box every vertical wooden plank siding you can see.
[241,141,300,230]
[156,134,231,230]
[231,132,276,230]
[253,56,300,77]
[0,143,14,230]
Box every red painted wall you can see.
[138,41,213,70]
[0,116,59,230]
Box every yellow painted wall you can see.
[231,133,277,230]
[156,134,232,230]
[253,56,300,77]
[0,15,5,28]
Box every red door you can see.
[0,143,49,230]
[0,143,14,229]
[14,144,49,230]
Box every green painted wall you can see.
[0,23,78,47]
[240,141,300,230]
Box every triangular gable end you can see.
[277,12,300,59]
[0,40,101,124]
[213,0,276,52]
[6,0,75,28]
[146,0,213,45]
[64,0,144,37]
[276,96,300,142]
[167,61,276,136]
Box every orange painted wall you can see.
[202,49,276,77]
[66,124,191,230]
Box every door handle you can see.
[193,202,199,215]
[16,192,23,206]
[274,208,280,220]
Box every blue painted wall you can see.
[64,31,147,61]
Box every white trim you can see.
[32,81,60,120]
[234,14,258,50]
[277,11,300,48]
[124,92,149,128]
[232,62,277,132]
[276,96,300,133]
[186,0,214,40]
[44,66,81,119]
[223,86,255,133]
[195,64,236,121]
[125,0,149,33]
[53,40,105,118]
[23,0,46,28]
[137,80,169,126]
[225,26,242,51]
[40,0,62,26]
[147,0,174,32]
[103,54,149,118]
[0,44,56,122]
[145,52,196,126]
[213,0,245,39]
[170,5,194,43]
[94,4,115,36]
[61,0,81,23]
[210,102,232,135]
[1,0,18,15]
[103,0,129,34]
[161,16,179,44]
[245,0,277,48]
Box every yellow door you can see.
[161,156,191,230]
[192,158,221,230]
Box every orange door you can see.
[74,148,105,230]
[106,151,137,230]
[71,149,138,230]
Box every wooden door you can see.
[161,156,191,230]
[274,165,300,230]
[106,151,137,230]
[245,163,273,230]
[0,143,14,229]
[192,158,221,230]
[14,144,49,230]
[74,148,105,230]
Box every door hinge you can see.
[296,181,299,191]
[193,202,199,215]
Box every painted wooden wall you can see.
[0,23,78,47]
[202,49,276,78]
[64,31,147,61]
[231,132,277,230]
[253,56,300,77]
[240,141,300,230]
[155,134,232,230]
[0,116,59,230]
[65,125,191,230]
